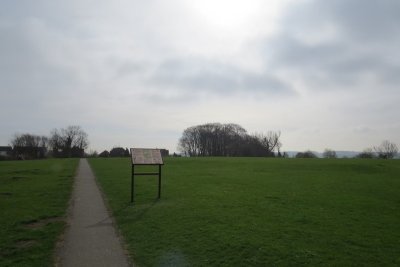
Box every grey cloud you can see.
[319,0,400,42]
[149,58,294,98]
[268,35,398,87]
[0,19,78,98]
[106,58,149,79]
[0,15,91,134]
[353,126,372,134]
[265,0,400,89]
[115,62,146,78]
[282,0,400,43]
[1,0,399,152]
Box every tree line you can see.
[93,147,169,158]
[178,122,398,159]
[5,125,88,160]
[356,140,398,159]
[2,122,398,160]
[293,140,399,159]
[178,123,282,157]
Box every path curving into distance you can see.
[57,159,131,267]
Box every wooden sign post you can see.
[130,148,164,203]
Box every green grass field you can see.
[89,157,400,266]
[0,159,78,267]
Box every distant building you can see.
[13,146,47,160]
[160,149,169,157]
[0,146,12,159]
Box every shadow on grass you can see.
[130,199,159,221]
[86,199,159,228]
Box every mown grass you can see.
[89,157,400,266]
[0,159,78,267]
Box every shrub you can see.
[296,150,318,158]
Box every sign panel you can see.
[131,148,164,165]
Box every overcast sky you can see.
[1,0,399,153]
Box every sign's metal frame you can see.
[130,148,164,203]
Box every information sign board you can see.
[131,148,164,165]
[130,148,164,203]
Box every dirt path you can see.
[57,159,131,267]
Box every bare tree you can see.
[178,123,281,157]
[374,140,398,159]
[10,133,48,159]
[356,148,375,159]
[276,142,283,157]
[255,131,281,156]
[49,126,89,157]
[10,133,48,148]
[178,126,198,156]
[323,149,337,158]
[49,129,63,152]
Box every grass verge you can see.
[0,159,78,266]
[89,157,400,266]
